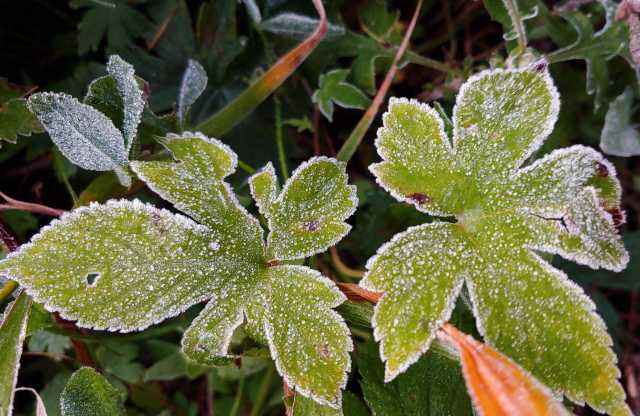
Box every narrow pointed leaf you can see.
[249,162,278,217]
[438,323,571,416]
[601,86,640,156]
[177,59,208,123]
[107,55,144,153]
[27,92,130,186]
[60,367,126,416]
[0,291,31,416]
[263,157,357,261]
[364,63,631,415]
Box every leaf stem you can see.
[329,246,364,278]
[229,378,245,416]
[249,365,275,416]
[336,0,423,163]
[275,96,288,181]
[504,0,527,53]
[0,280,19,304]
[237,159,257,175]
[0,190,67,216]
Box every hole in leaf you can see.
[86,273,100,287]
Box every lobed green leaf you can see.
[364,63,631,415]
[60,367,127,416]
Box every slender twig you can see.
[321,122,336,157]
[0,190,67,216]
[146,7,179,52]
[312,106,320,157]
[206,371,216,416]
[19,85,38,99]
[336,0,424,163]
[329,246,365,278]
[275,97,288,181]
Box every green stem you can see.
[229,378,245,416]
[237,159,257,175]
[0,280,19,304]
[53,148,78,204]
[504,0,527,53]
[275,96,288,181]
[249,365,275,416]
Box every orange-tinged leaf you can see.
[438,323,572,416]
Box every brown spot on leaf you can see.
[531,61,548,72]
[151,212,161,225]
[606,208,624,226]
[407,193,432,204]
[596,162,609,177]
[314,342,331,358]
[233,358,242,369]
[304,220,320,231]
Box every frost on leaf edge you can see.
[107,54,144,153]
[369,96,453,217]
[359,222,465,382]
[0,199,215,333]
[370,62,561,217]
[26,91,130,169]
[131,131,263,232]
[262,264,353,408]
[452,62,560,170]
[266,156,358,261]
[249,162,277,217]
[464,249,623,410]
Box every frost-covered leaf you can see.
[1,134,355,408]
[177,59,208,124]
[27,92,130,186]
[357,0,399,44]
[70,0,152,55]
[60,367,127,416]
[0,99,45,145]
[0,291,31,416]
[358,336,473,416]
[545,0,640,109]
[601,86,640,156]
[364,63,631,415]
[250,157,358,261]
[260,13,345,41]
[312,70,371,122]
[26,302,55,337]
[106,55,144,153]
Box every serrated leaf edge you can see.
[263,264,353,409]
[266,156,358,261]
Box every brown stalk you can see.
[0,190,67,216]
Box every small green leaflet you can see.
[0,133,357,408]
[71,0,152,55]
[250,159,358,260]
[27,92,131,187]
[177,59,208,124]
[0,291,31,416]
[106,55,144,154]
[0,78,44,145]
[312,70,371,122]
[545,0,640,109]
[363,62,631,415]
[600,86,640,156]
[60,367,127,416]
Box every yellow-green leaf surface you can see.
[0,133,355,408]
[60,367,126,416]
[363,62,630,415]
[0,291,31,416]
[250,157,357,261]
